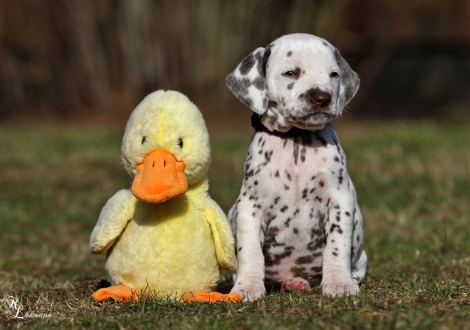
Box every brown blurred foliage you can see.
[0,0,469,123]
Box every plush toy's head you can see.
[121,90,211,203]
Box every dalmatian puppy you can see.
[225,33,367,301]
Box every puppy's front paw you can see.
[321,279,360,297]
[230,279,266,301]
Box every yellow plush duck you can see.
[89,90,239,303]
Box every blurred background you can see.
[1,0,470,127]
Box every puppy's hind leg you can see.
[227,204,238,281]
[352,250,367,285]
[227,204,238,240]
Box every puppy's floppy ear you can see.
[334,48,360,107]
[226,45,272,115]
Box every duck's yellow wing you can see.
[202,198,236,271]
[181,196,240,304]
[90,189,136,254]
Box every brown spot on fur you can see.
[239,53,256,75]
[296,255,313,264]
[302,188,308,199]
[284,217,292,227]
[290,266,306,278]
[265,269,279,276]
[264,249,293,266]
[310,266,322,272]
[268,100,278,108]
[293,143,299,165]
[285,171,292,181]
[330,224,344,234]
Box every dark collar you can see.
[251,113,310,137]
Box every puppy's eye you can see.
[330,72,339,79]
[142,136,147,144]
[282,71,298,78]
[177,138,183,148]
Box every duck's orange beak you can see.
[131,150,188,203]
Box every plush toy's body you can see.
[90,90,238,302]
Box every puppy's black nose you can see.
[299,88,332,109]
[312,91,331,108]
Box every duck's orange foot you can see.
[93,284,141,302]
[180,292,241,303]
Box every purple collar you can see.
[251,114,310,137]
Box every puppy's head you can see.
[226,33,359,131]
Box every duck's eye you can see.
[282,70,298,78]
[142,136,147,144]
[177,138,183,148]
[330,72,339,79]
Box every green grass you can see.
[0,122,469,329]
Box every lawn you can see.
[0,121,469,329]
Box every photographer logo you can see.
[1,294,52,319]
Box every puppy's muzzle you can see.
[299,88,332,109]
